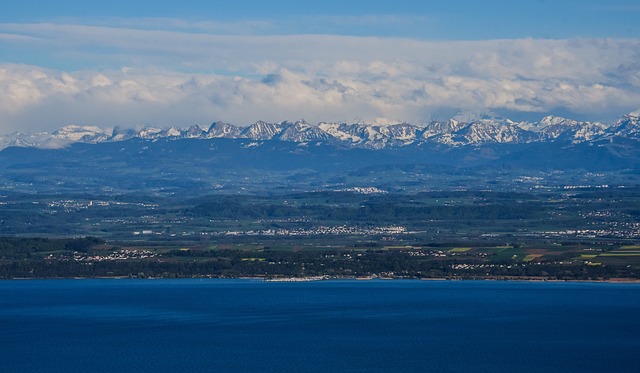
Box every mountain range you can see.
[1,112,639,194]
[1,112,639,151]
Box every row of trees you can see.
[0,236,104,259]
[1,240,635,280]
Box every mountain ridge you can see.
[1,112,639,151]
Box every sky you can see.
[1,0,640,134]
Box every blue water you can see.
[0,279,638,372]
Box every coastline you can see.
[4,275,640,283]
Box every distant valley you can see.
[1,112,639,280]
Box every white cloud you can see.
[85,17,275,35]
[0,22,639,133]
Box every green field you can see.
[449,248,472,253]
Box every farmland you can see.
[0,186,639,280]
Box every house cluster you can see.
[73,249,158,262]
[45,249,157,262]
[537,223,640,239]
[44,199,159,212]
[208,225,410,237]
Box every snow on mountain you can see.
[317,122,410,149]
[569,122,608,142]
[318,122,369,145]
[206,121,242,138]
[0,125,109,150]
[51,125,108,143]
[537,115,578,129]
[461,122,515,144]
[278,120,333,142]
[0,132,57,149]
[241,121,286,140]
[364,125,385,141]
[529,116,607,142]
[433,121,536,146]
[2,111,640,151]
[421,120,467,140]
[611,113,640,139]
[383,123,419,144]
[185,125,206,138]
[110,126,138,141]
[163,127,183,137]
[137,127,164,139]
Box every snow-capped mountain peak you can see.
[52,125,107,142]
[164,127,183,137]
[612,113,640,139]
[318,122,367,144]
[206,121,242,138]
[279,121,332,142]
[137,127,163,139]
[185,125,206,138]
[538,115,577,128]
[421,119,467,139]
[530,116,607,141]
[242,121,285,140]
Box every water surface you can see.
[1,279,638,372]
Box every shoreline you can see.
[5,275,640,283]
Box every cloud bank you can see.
[1,23,639,133]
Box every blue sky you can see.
[4,0,640,39]
[1,0,639,133]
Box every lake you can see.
[1,279,638,372]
